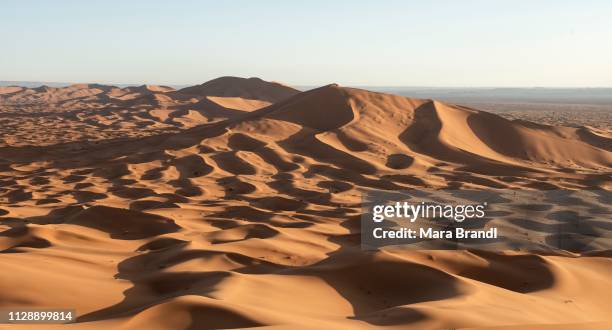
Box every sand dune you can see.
[0,77,295,147]
[176,76,299,103]
[0,79,610,329]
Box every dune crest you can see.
[176,76,300,103]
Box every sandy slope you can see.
[176,76,299,103]
[0,77,298,147]
[0,79,611,329]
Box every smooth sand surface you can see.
[0,78,610,329]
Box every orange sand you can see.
[0,77,610,329]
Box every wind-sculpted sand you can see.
[0,78,610,329]
[0,77,297,147]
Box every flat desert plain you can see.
[0,77,611,329]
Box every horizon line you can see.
[2,79,612,90]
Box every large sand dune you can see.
[0,78,610,329]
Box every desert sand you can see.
[0,77,611,329]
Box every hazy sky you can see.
[2,1,611,87]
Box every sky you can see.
[2,1,611,87]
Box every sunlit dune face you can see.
[206,96,272,111]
